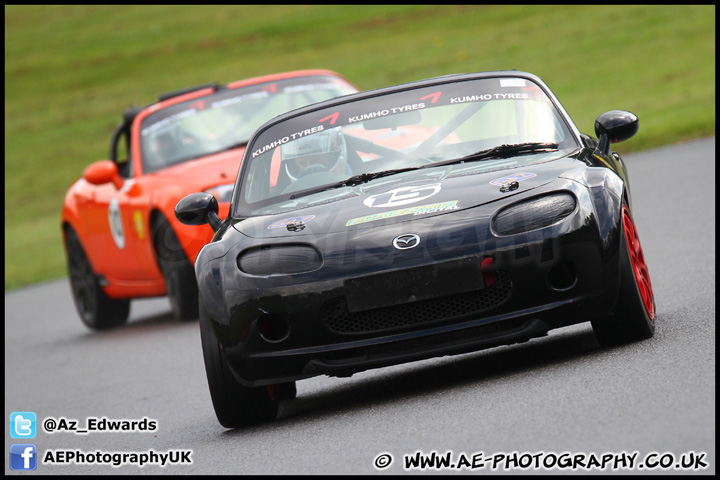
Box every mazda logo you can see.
[393,234,420,250]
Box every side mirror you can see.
[175,192,222,232]
[83,160,124,189]
[594,110,639,156]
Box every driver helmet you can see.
[282,127,348,181]
[145,130,178,169]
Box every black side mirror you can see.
[175,192,222,232]
[594,110,639,156]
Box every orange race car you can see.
[61,70,358,330]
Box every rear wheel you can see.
[592,204,656,346]
[65,227,130,329]
[152,214,198,321]
[199,298,279,428]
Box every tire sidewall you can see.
[617,205,656,336]
[64,227,130,329]
[199,299,279,428]
[152,215,198,320]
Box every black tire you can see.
[199,298,279,428]
[275,381,298,401]
[592,204,656,346]
[64,227,130,329]
[152,214,198,321]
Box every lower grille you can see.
[322,271,512,335]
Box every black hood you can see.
[233,155,583,239]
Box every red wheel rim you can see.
[622,206,655,319]
[266,384,277,402]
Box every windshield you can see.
[234,76,579,217]
[139,75,357,173]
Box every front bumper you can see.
[200,185,622,387]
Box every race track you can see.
[5,137,715,475]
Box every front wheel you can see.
[592,204,656,346]
[199,298,279,428]
[152,215,198,321]
[65,227,130,329]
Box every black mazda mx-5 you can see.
[176,70,655,428]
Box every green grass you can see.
[5,5,715,290]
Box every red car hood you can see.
[150,147,246,186]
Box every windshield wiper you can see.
[342,167,424,186]
[289,166,422,200]
[429,142,559,168]
[288,142,558,200]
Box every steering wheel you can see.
[297,164,329,178]
[281,171,349,195]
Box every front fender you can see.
[561,166,624,249]
[60,179,89,240]
[150,185,224,265]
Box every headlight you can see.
[237,244,323,276]
[204,183,234,204]
[492,192,577,236]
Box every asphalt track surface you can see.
[5,137,715,475]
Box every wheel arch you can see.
[60,187,86,244]
[148,186,212,266]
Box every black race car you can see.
[176,70,655,428]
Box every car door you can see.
[76,123,150,285]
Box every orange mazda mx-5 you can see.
[61,70,358,329]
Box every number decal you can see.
[108,197,125,250]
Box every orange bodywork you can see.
[62,149,239,298]
[61,70,358,299]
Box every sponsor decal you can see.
[134,211,145,240]
[420,92,441,104]
[364,183,442,208]
[523,85,551,101]
[141,109,199,137]
[268,215,315,230]
[252,125,325,158]
[284,82,344,94]
[108,197,125,250]
[189,100,205,111]
[489,172,537,186]
[210,90,269,109]
[346,200,458,226]
[450,92,529,105]
[347,102,426,125]
[320,112,339,125]
[500,78,527,88]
